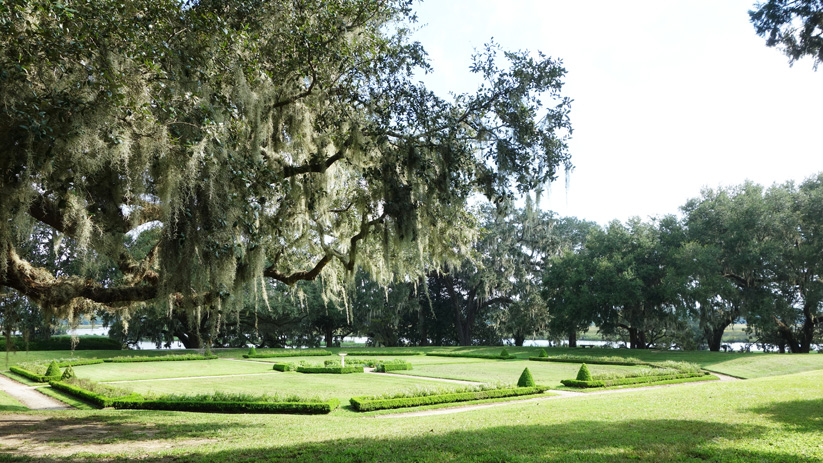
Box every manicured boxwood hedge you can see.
[50,380,339,414]
[425,352,518,360]
[272,363,294,372]
[243,350,331,359]
[374,361,412,372]
[49,380,142,407]
[344,351,424,356]
[0,335,121,351]
[530,355,648,366]
[350,386,549,412]
[560,372,707,388]
[105,354,218,363]
[111,398,340,414]
[9,366,61,383]
[296,366,364,374]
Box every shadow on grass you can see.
[1,418,817,463]
[749,398,823,432]
[0,412,255,446]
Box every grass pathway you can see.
[0,374,70,410]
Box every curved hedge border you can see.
[50,380,339,414]
[244,350,331,359]
[561,372,707,388]
[296,366,364,374]
[10,356,214,382]
[111,398,339,414]
[350,386,549,412]
[425,352,517,360]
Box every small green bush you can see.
[45,361,62,378]
[517,368,535,387]
[272,363,294,372]
[538,349,548,358]
[61,365,76,380]
[500,348,510,357]
[576,363,592,381]
[296,366,364,374]
[105,354,218,363]
[243,349,331,359]
[248,346,257,356]
[350,386,549,412]
[374,360,412,372]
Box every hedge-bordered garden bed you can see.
[296,366,364,374]
[243,350,331,359]
[530,355,648,366]
[350,386,549,412]
[425,351,517,360]
[50,380,339,414]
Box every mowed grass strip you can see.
[74,359,273,382]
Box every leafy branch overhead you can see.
[0,0,572,319]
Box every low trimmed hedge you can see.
[111,398,339,414]
[9,366,61,383]
[530,355,647,366]
[425,352,518,360]
[561,372,706,388]
[374,361,412,372]
[105,354,218,363]
[49,380,142,407]
[59,359,106,367]
[243,350,331,359]
[296,366,364,374]
[344,351,424,356]
[50,380,339,414]
[350,386,549,412]
[272,363,294,372]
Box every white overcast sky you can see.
[410,0,822,225]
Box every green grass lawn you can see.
[72,359,273,382]
[0,390,26,413]
[2,369,822,462]
[122,370,464,405]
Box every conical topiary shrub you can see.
[517,367,536,387]
[61,365,76,380]
[500,348,510,358]
[45,361,61,378]
[248,346,257,356]
[537,348,548,358]
[576,363,592,381]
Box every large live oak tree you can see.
[0,0,572,325]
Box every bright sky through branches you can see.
[412,0,822,225]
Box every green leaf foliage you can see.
[576,364,593,381]
[350,386,549,412]
[517,368,536,387]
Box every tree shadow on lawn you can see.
[2,417,815,463]
[0,411,255,446]
[748,398,823,432]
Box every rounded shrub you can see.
[61,365,76,380]
[576,363,592,381]
[45,361,61,378]
[517,367,536,387]
[538,349,548,358]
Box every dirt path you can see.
[0,374,70,411]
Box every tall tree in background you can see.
[750,0,823,68]
[0,0,572,332]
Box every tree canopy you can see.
[750,0,823,68]
[0,0,572,325]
